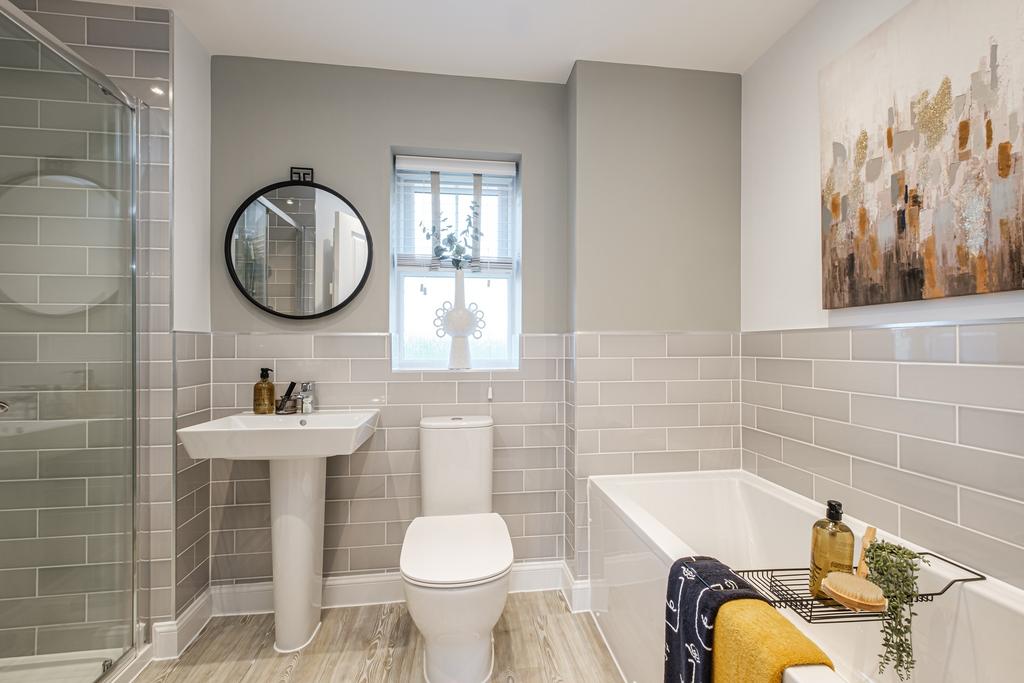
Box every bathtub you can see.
[587,470,1024,683]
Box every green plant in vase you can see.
[421,202,481,270]
[865,540,929,681]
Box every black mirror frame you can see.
[224,180,373,320]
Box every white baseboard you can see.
[559,562,591,613]
[144,561,590,663]
[151,588,212,660]
[211,560,572,617]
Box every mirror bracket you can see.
[290,166,314,183]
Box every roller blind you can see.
[392,156,518,273]
[394,155,517,177]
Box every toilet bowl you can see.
[401,415,512,683]
[401,512,513,683]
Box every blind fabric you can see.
[393,160,517,274]
[395,155,517,177]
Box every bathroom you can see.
[0,0,1022,681]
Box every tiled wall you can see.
[10,0,171,106]
[204,332,566,585]
[565,332,743,578]
[741,321,1024,590]
[172,332,211,615]
[0,0,172,653]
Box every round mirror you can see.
[225,181,372,319]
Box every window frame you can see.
[389,157,522,371]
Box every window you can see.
[391,155,521,370]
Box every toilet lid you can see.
[400,513,513,587]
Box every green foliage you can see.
[865,540,929,681]
[421,201,481,270]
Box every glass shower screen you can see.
[0,9,137,682]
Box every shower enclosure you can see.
[0,3,141,681]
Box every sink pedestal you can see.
[176,409,379,653]
[269,457,326,652]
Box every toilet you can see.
[400,416,513,683]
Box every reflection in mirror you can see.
[226,183,372,318]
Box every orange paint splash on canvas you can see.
[975,252,990,293]
[922,235,942,299]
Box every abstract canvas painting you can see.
[820,0,1024,308]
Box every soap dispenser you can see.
[253,367,275,415]
[809,499,854,598]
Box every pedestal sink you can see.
[177,409,379,652]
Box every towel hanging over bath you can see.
[664,556,766,683]
[713,598,833,683]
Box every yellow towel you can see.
[712,599,833,683]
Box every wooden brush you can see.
[821,526,887,612]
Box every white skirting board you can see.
[150,589,213,660]
[560,561,591,613]
[212,559,574,615]
[145,560,591,661]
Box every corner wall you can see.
[569,61,741,332]
[171,17,211,333]
[565,332,742,578]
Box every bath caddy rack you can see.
[735,552,985,624]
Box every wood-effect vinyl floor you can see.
[135,591,622,683]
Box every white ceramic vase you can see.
[435,269,485,370]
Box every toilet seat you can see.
[400,513,513,588]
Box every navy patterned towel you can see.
[664,556,766,683]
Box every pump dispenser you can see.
[253,367,275,415]
[809,499,854,598]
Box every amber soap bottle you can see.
[253,367,275,415]
[809,499,854,598]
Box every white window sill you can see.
[390,365,520,373]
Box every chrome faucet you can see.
[296,381,315,414]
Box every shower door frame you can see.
[0,1,144,679]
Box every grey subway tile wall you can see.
[565,332,742,578]
[205,333,567,586]
[741,322,1024,590]
[173,332,211,615]
[0,0,172,653]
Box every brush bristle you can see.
[823,572,885,603]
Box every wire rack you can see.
[735,552,985,624]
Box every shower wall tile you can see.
[207,333,566,586]
[742,320,1024,591]
[0,0,172,651]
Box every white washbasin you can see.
[175,408,379,653]
[177,409,379,460]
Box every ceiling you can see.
[146,0,819,82]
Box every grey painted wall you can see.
[210,57,569,333]
[568,61,741,332]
